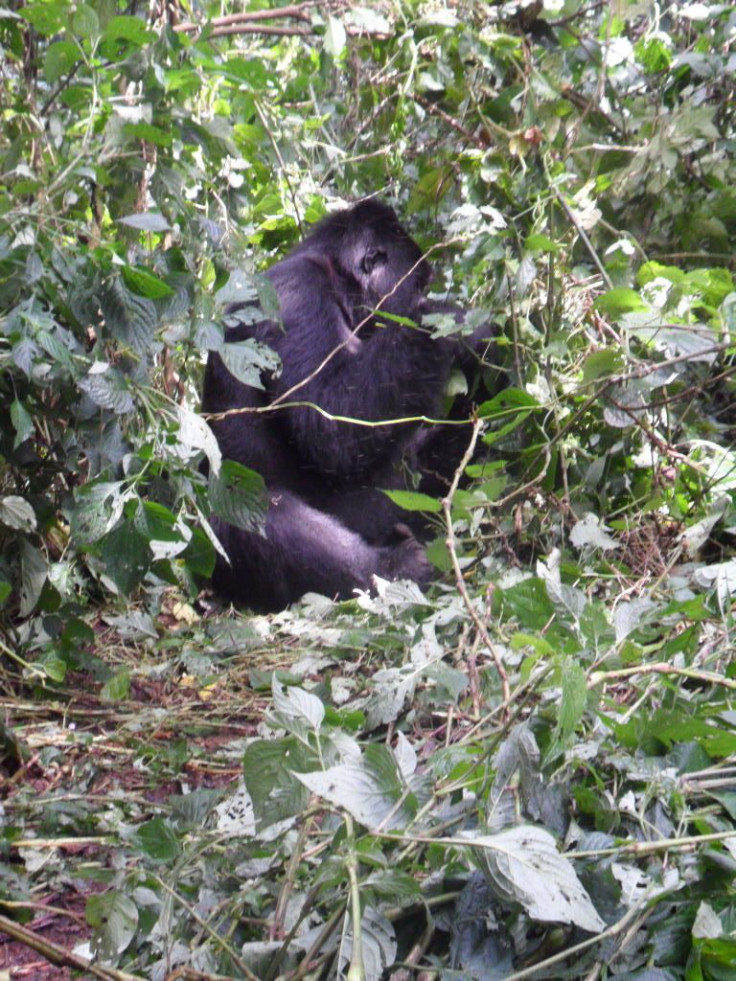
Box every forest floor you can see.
[1,600,289,980]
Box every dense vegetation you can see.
[1,1,735,978]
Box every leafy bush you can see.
[2,1,736,978]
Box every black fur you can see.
[202,200,486,611]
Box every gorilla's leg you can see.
[211,491,432,612]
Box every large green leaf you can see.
[209,460,268,533]
[87,891,138,962]
[242,738,315,828]
[99,278,158,354]
[217,338,281,390]
[472,826,605,933]
[382,489,443,513]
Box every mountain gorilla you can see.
[202,200,488,611]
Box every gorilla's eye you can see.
[361,249,387,275]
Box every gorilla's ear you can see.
[360,249,387,275]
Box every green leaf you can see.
[60,618,96,649]
[178,406,222,474]
[472,826,605,933]
[99,278,158,354]
[130,818,181,863]
[20,3,66,35]
[637,261,686,287]
[524,234,560,253]
[324,15,347,57]
[99,521,150,594]
[495,578,556,631]
[137,501,178,539]
[10,399,34,448]
[691,934,736,979]
[217,338,281,390]
[382,489,443,513]
[87,891,138,962]
[44,41,79,84]
[0,496,36,533]
[10,337,39,378]
[510,632,554,656]
[581,348,625,383]
[209,460,268,534]
[121,265,175,299]
[702,729,736,759]
[118,212,171,233]
[102,15,154,44]
[135,502,190,565]
[122,123,173,147]
[170,788,220,827]
[271,681,325,735]
[407,166,453,213]
[339,909,397,981]
[100,670,130,702]
[295,745,416,831]
[39,655,67,682]
[20,540,47,618]
[594,288,649,317]
[78,365,134,414]
[373,310,420,328]
[72,4,99,37]
[425,536,451,572]
[465,460,506,480]
[181,526,216,578]
[221,56,272,88]
[478,388,539,445]
[685,266,734,306]
[557,660,588,740]
[636,36,672,73]
[711,792,736,820]
[69,482,126,546]
[38,328,76,374]
[242,738,314,828]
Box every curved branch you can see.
[174,4,314,34]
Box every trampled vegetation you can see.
[1,1,736,978]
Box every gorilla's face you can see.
[341,202,431,320]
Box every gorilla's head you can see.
[303,200,431,320]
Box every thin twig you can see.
[502,896,651,981]
[570,828,736,860]
[590,662,736,691]
[441,417,511,711]
[290,901,346,980]
[192,25,311,38]
[1,899,87,929]
[272,816,312,940]
[554,188,613,289]
[205,400,474,428]
[412,93,491,149]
